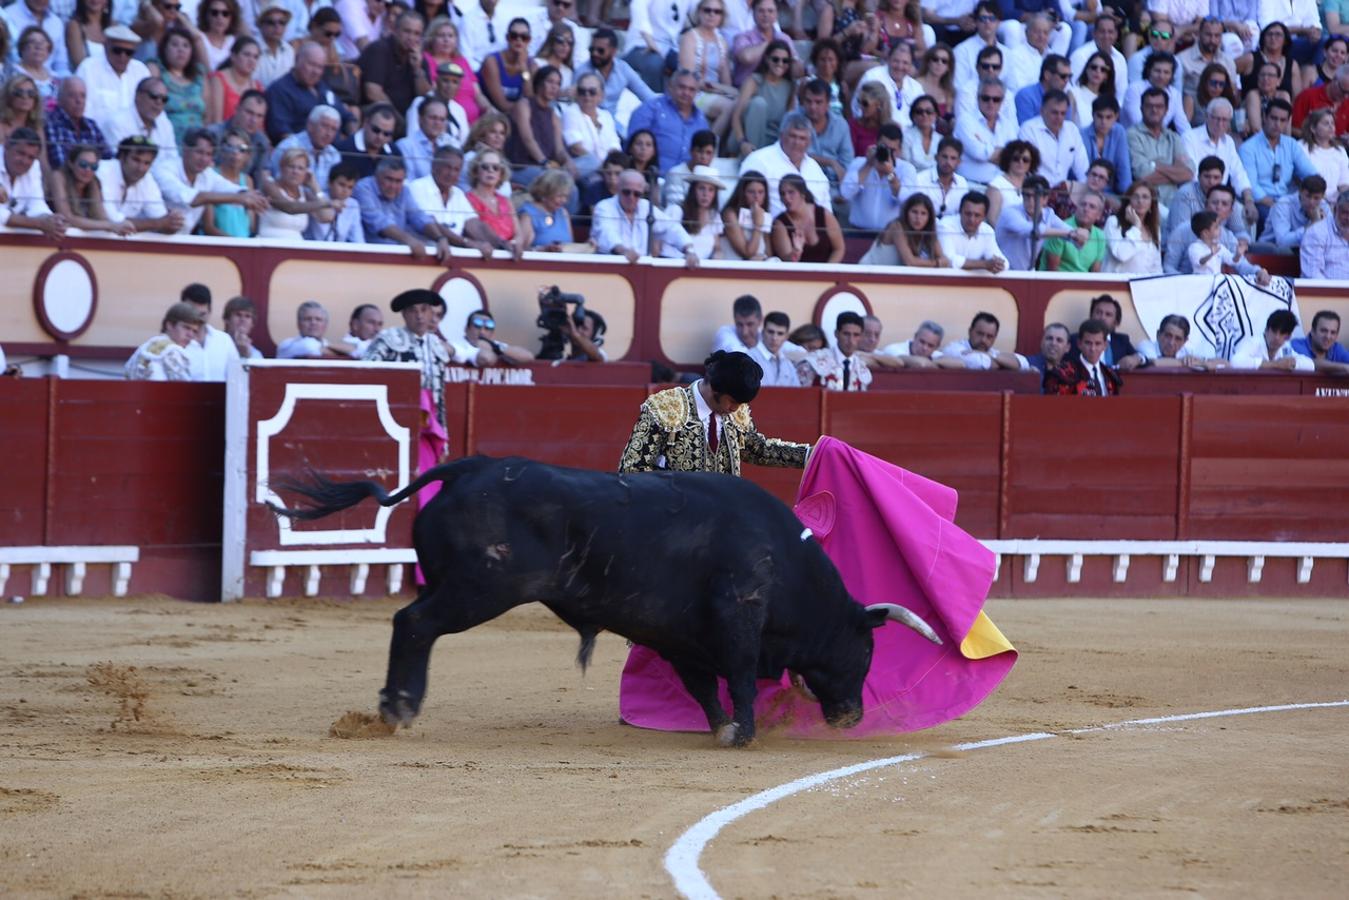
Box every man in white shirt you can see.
[1019,89,1087,187]
[103,77,181,175]
[407,145,499,256]
[879,321,948,368]
[75,25,151,129]
[713,294,764,354]
[1004,13,1056,93]
[1228,309,1316,371]
[155,127,267,234]
[179,283,240,381]
[854,40,925,127]
[99,136,185,233]
[939,191,1009,273]
[954,1,1010,97]
[277,300,347,358]
[955,78,1018,183]
[458,0,512,70]
[1069,13,1127,104]
[1183,98,1257,227]
[941,311,1028,370]
[902,136,969,229]
[0,129,65,239]
[593,169,700,264]
[841,124,914,230]
[2,0,70,76]
[740,113,831,218]
[340,303,383,358]
[749,311,800,387]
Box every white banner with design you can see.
[1128,274,1302,360]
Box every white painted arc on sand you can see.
[664,700,1349,900]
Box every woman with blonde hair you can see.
[461,110,512,188]
[1301,108,1349,194]
[680,0,737,137]
[466,149,520,253]
[535,26,576,93]
[259,147,332,240]
[517,168,583,251]
[915,43,954,124]
[47,144,137,236]
[849,81,891,157]
[0,74,47,162]
[422,16,485,123]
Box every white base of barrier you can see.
[0,547,140,597]
[982,540,1349,585]
[249,548,418,598]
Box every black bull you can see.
[272,456,940,746]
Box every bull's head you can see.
[798,603,942,729]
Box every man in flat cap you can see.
[362,289,451,428]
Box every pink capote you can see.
[618,436,1017,737]
[414,389,449,588]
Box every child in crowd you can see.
[1187,211,1241,274]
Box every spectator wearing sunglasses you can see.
[952,2,1008,99]
[103,76,180,175]
[332,101,400,180]
[358,7,430,112]
[74,24,151,129]
[529,0,589,59]
[592,168,700,266]
[1068,13,1126,105]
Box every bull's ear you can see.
[864,606,890,630]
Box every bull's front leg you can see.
[380,598,438,726]
[667,659,733,741]
[721,667,758,747]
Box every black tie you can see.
[1093,365,1105,396]
[487,20,495,44]
[842,358,851,391]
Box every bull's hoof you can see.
[715,723,753,748]
[378,690,420,728]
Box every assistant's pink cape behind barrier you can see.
[618,436,1017,737]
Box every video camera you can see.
[536,285,587,359]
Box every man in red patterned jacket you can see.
[1043,318,1122,396]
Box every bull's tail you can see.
[268,460,476,522]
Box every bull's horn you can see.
[868,603,942,645]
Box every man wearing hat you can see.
[362,289,452,428]
[74,24,152,130]
[406,61,469,147]
[255,0,297,89]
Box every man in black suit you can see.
[1071,293,1145,369]
[1044,318,1123,396]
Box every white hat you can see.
[683,165,725,190]
[257,0,293,20]
[104,24,139,44]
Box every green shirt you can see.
[1039,216,1106,273]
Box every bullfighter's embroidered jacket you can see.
[617,384,810,477]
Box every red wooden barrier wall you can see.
[5,377,1347,599]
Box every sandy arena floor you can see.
[1,595,1346,899]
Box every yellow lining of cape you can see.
[960,611,1016,659]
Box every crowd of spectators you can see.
[5,0,1349,277]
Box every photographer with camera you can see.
[840,123,915,231]
[535,286,608,362]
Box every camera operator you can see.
[840,124,914,231]
[448,309,534,367]
[557,310,608,362]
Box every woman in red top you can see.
[466,149,523,257]
[205,35,262,123]
[848,81,891,156]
